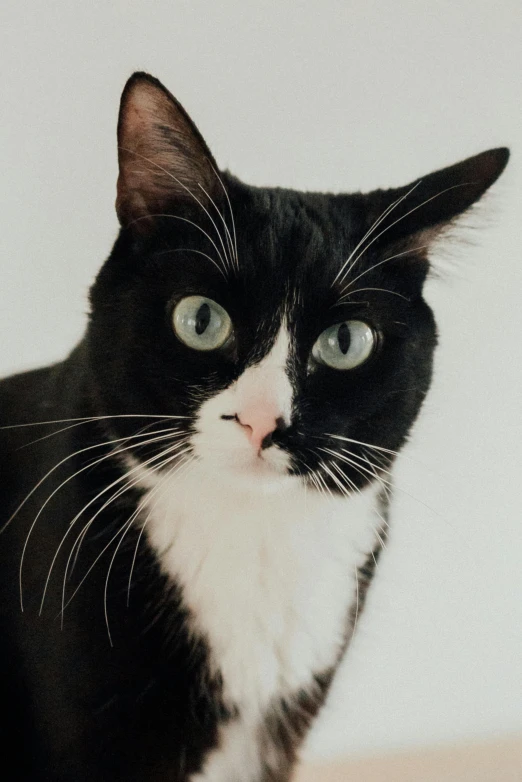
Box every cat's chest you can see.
[139,463,379,717]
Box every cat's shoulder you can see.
[0,363,69,519]
[0,364,58,429]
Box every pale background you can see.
[1,0,521,765]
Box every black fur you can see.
[0,72,508,780]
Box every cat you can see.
[0,72,508,781]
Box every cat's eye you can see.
[312,320,375,370]
[172,296,233,351]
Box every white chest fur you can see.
[138,462,379,781]
[127,326,381,779]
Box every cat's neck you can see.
[136,458,381,713]
[130,458,382,780]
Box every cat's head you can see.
[88,72,508,495]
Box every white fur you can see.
[190,326,294,485]
[190,719,263,782]
[132,328,380,781]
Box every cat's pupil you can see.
[338,322,351,354]
[195,303,211,335]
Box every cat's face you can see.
[88,73,508,496]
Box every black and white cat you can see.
[0,73,508,781]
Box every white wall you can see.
[1,0,521,761]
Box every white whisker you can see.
[104,453,196,644]
[36,437,189,615]
[321,444,441,520]
[335,286,410,304]
[316,464,335,499]
[328,459,359,494]
[126,453,197,607]
[210,162,239,268]
[17,423,185,511]
[0,413,190,433]
[129,211,230,277]
[19,415,182,450]
[197,181,237,272]
[320,433,402,460]
[61,446,193,626]
[338,245,430,296]
[323,457,389,552]
[119,146,233,275]
[332,181,422,287]
[319,446,393,490]
[66,429,187,577]
[338,181,473,289]
[320,460,350,498]
[18,428,187,609]
[362,451,393,501]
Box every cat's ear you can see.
[116,72,219,229]
[364,147,510,252]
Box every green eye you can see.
[172,296,233,351]
[312,320,375,370]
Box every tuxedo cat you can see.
[0,72,508,781]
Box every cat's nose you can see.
[237,409,287,451]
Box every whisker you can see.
[19,415,182,450]
[129,211,231,276]
[33,436,188,614]
[335,447,438,518]
[335,287,410,304]
[8,424,187,540]
[126,452,197,607]
[319,446,394,489]
[315,465,335,499]
[329,444,396,484]
[66,428,187,577]
[359,448,398,483]
[339,180,475,294]
[60,446,193,625]
[209,162,239,268]
[67,515,93,580]
[332,181,422,287]
[104,453,195,644]
[320,460,350,498]
[58,442,192,622]
[324,457,389,552]
[305,467,325,499]
[0,413,190,433]
[321,444,441,520]
[197,181,237,271]
[328,459,360,494]
[372,525,388,551]
[16,428,187,604]
[338,245,430,296]
[317,433,403,460]
[321,432,444,484]
[126,517,151,608]
[361,452,393,501]
[119,146,233,275]
[102,513,144,643]
[108,454,182,620]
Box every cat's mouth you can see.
[220,449,295,494]
[236,442,291,475]
[202,441,291,476]
[189,423,294,490]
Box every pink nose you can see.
[237,407,281,451]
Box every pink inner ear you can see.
[116,73,219,227]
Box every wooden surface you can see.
[294,735,522,782]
